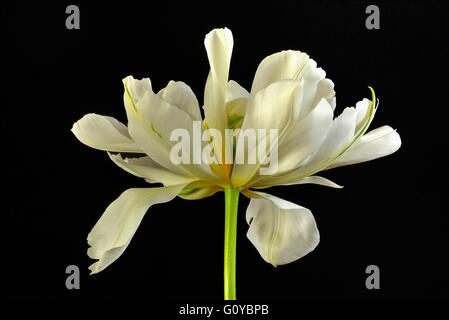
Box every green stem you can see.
[224,188,240,300]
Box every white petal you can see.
[248,92,377,186]
[231,80,301,187]
[296,59,328,119]
[124,77,152,104]
[275,98,334,173]
[157,81,202,121]
[123,77,191,176]
[108,153,197,186]
[254,175,342,189]
[226,98,247,129]
[281,105,359,181]
[203,28,234,163]
[326,126,401,169]
[87,184,187,274]
[251,51,335,119]
[246,191,319,266]
[355,99,369,129]
[282,175,342,188]
[307,106,357,166]
[123,76,218,182]
[71,114,142,153]
[315,78,336,111]
[226,80,249,102]
[251,50,309,94]
[298,93,377,175]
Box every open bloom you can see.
[72,28,400,276]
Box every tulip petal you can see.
[71,114,142,153]
[108,153,197,186]
[245,191,319,266]
[303,106,358,168]
[260,90,377,189]
[157,81,202,121]
[251,107,355,186]
[287,175,343,188]
[251,50,309,94]
[296,59,329,119]
[226,98,247,129]
[124,77,152,104]
[231,80,301,187]
[325,126,401,169]
[275,98,334,173]
[265,92,376,185]
[251,51,336,119]
[248,97,334,189]
[87,184,187,274]
[302,91,377,172]
[203,28,234,163]
[315,78,336,111]
[254,175,342,189]
[123,78,191,176]
[226,80,249,102]
[123,76,219,182]
[225,81,249,129]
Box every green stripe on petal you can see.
[227,114,244,128]
[179,186,222,200]
[179,187,202,195]
[151,123,162,138]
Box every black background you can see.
[4,0,448,312]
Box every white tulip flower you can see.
[72,27,401,300]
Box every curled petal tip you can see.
[368,86,376,103]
